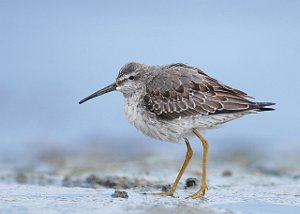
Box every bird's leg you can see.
[153,138,193,196]
[188,128,209,199]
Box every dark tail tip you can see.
[256,102,276,112]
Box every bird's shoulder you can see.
[146,63,207,91]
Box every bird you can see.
[79,62,275,199]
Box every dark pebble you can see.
[185,178,199,188]
[222,170,233,177]
[111,190,128,199]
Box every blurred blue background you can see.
[0,0,299,161]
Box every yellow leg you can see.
[153,138,193,196]
[188,128,209,199]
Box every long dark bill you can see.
[79,82,117,104]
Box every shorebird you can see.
[79,62,275,199]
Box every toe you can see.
[187,185,208,199]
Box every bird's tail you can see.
[254,102,276,112]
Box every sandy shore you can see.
[1,148,300,213]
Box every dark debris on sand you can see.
[62,174,162,190]
[85,174,160,189]
[185,178,199,188]
[222,170,233,177]
[161,184,171,192]
[111,190,129,199]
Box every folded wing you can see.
[144,63,274,120]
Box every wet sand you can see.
[1,148,300,214]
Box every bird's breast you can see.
[123,94,182,143]
[124,94,149,133]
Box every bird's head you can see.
[79,62,148,104]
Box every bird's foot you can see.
[187,183,208,199]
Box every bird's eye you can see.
[128,76,135,80]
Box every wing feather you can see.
[144,63,260,120]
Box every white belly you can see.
[124,95,249,144]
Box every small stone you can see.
[161,184,171,192]
[111,190,128,199]
[222,170,233,177]
[185,178,199,188]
